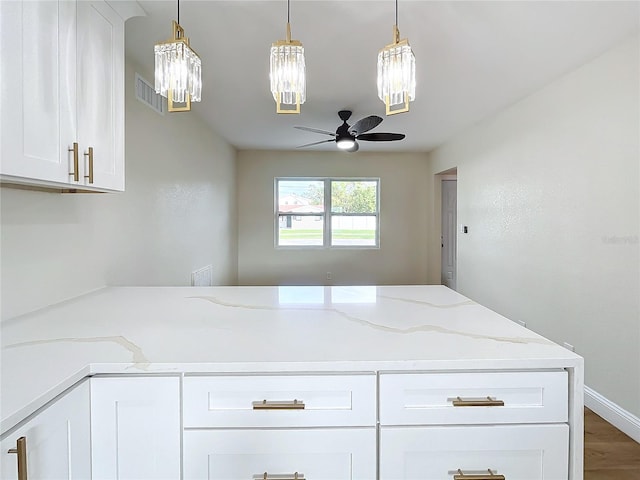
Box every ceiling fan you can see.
[295,110,405,152]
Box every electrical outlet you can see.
[326,272,332,280]
[562,342,575,352]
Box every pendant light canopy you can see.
[377,0,415,115]
[154,0,202,112]
[270,0,306,114]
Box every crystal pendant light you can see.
[377,0,415,115]
[154,0,202,112]
[270,0,306,114]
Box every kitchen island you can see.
[1,285,583,479]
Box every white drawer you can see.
[380,424,569,480]
[184,428,376,480]
[379,371,568,425]
[183,374,376,428]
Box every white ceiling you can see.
[125,1,640,153]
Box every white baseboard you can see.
[585,385,640,443]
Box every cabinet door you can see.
[184,428,376,480]
[0,0,77,185]
[0,381,91,480]
[91,376,181,480]
[77,1,124,191]
[380,424,569,480]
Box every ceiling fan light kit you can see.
[270,0,306,114]
[154,0,202,112]
[377,0,416,115]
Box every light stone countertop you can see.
[1,285,582,434]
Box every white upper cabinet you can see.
[0,0,126,192]
[0,1,77,186]
[77,1,124,191]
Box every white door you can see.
[77,1,124,191]
[441,179,457,290]
[0,0,77,184]
[184,429,376,480]
[0,381,91,480]
[90,376,181,480]
[380,424,569,480]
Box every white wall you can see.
[0,60,237,320]
[427,36,640,416]
[237,150,430,286]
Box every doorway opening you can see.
[438,169,457,290]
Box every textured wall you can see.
[0,60,237,320]
[237,150,430,286]
[428,36,640,416]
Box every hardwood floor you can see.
[585,408,640,479]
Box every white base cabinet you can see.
[0,381,90,480]
[380,425,569,480]
[184,429,377,480]
[1,370,577,480]
[90,376,181,480]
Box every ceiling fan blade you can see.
[346,141,359,153]
[296,139,336,148]
[294,126,336,137]
[348,115,383,136]
[356,132,405,142]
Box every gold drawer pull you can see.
[255,473,305,480]
[84,147,94,184]
[68,142,79,181]
[252,399,305,410]
[7,436,28,480]
[454,468,505,480]
[452,396,504,407]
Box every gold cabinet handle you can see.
[84,147,94,184]
[254,472,305,480]
[252,399,305,410]
[7,436,27,480]
[451,396,505,407]
[68,142,79,181]
[454,469,505,480]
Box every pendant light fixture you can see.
[377,0,415,115]
[270,0,306,114]
[154,0,202,112]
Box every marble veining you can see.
[375,293,476,309]
[189,292,476,310]
[4,335,150,368]
[189,294,551,345]
[329,308,554,345]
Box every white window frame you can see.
[275,177,380,249]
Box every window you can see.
[276,178,379,247]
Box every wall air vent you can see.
[135,73,166,115]
[191,265,213,286]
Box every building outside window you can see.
[276,178,380,247]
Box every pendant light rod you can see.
[286,0,291,41]
[395,0,398,27]
[177,0,180,25]
[393,0,400,44]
